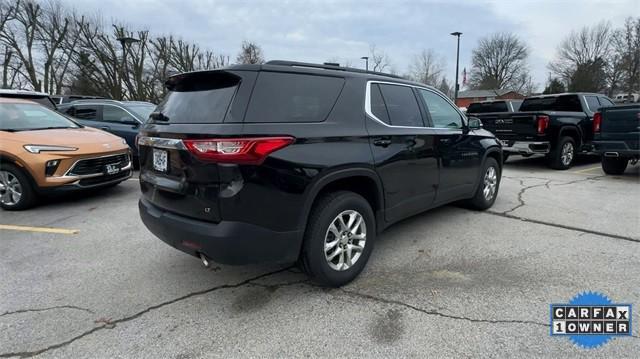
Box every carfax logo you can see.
[550,291,633,348]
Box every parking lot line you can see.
[0,224,79,235]
[573,165,602,174]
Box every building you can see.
[455,89,525,108]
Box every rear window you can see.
[244,72,344,123]
[520,95,582,112]
[155,71,241,124]
[467,101,509,113]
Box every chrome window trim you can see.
[364,80,467,130]
[137,136,186,150]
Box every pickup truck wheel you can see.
[601,156,628,175]
[466,157,500,210]
[300,191,375,287]
[549,137,576,170]
[0,164,37,211]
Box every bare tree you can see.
[469,32,530,91]
[549,22,612,92]
[236,40,264,64]
[37,0,70,94]
[612,17,640,96]
[408,49,444,86]
[0,0,20,88]
[369,44,390,72]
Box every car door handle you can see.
[373,138,392,147]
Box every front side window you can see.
[419,89,463,129]
[377,84,423,127]
[103,106,135,123]
[0,103,79,131]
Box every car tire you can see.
[0,163,37,211]
[601,156,628,175]
[549,136,576,170]
[466,157,500,210]
[300,191,375,287]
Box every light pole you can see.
[450,31,462,104]
[361,56,369,72]
[116,34,140,100]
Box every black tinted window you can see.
[370,84,390,124]
[419,89,463,128]
[467,101,509,113]
[520,95,582,112]
[157,71,240,124]
[378,84,423,127]
[74,105,99,120]
[585,96,600,112]
[245,72,344,123]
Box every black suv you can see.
[138,61,503,286]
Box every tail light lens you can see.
[593,112,602,133]
[183,137,295,164]
[537,115,550,134]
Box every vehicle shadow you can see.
[503,153,600,169]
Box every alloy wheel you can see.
[324,210,366,271]
[561,142,574,166]
[0,170,23,206]
[482,166,497,201]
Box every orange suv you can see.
[0,98,132,210]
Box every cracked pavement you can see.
[1,156,639,358]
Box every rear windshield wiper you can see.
[149,112,170,122]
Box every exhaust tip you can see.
[199,253,211,268]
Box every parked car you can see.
[137,61,503,287]
[0,98,132,210]
[467,99,522,114]
[613,93,639,104]
[58,99,156,163]
[479,92,615,169]
[50,94,106,105]
[592,104,640,175]
[0,89,57,109]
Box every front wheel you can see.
[300,191,375,287]
[466,157,500,210]
[0,164,37,210]
[601,156,628,175]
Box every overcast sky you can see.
[70,0,635,91]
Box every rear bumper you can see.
[592,141,640,158]
[138,198,302,265]
[502,141,551,155]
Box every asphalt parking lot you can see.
[1,156,639,358]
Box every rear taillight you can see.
[593,112,602,133]
[537,115,550,134]
[183,137,295,164]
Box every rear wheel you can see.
[549,136,576,170]
[601,156,628,175]
[466,157,500,210]
[300,191,375,287]
[0,164,37,210]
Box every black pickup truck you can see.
[592,104,640,174]
[475,93,616,169]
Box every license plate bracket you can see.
[153,149,168,172]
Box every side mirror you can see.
[468,117,483,130]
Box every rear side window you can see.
[520,95,582,112]
[467,101,508,113]
[74,105,99,120]
[378,84,423,127]
[156,71,241,124]
[370,84,390,124]
[585,96,600,112]
[244,72,344,123]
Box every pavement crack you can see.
[502,179,552,215]
[0,266,292,358]
[485,210,640,243]
[339,289,549,328]
[0,305,94,317]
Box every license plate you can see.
[500,140,510,147]
[105,163,120,175]
[153,149,168,172]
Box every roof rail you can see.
[265,60,404,79]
